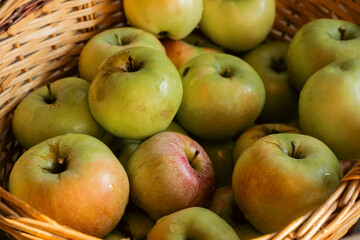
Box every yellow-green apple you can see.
[123,0,203,40]
[287,19,360,90]
[243,41,299,123]
[118,207,155,240]
[103,230,127,240]
[208,186,262,240]
[12,77,106,149]
[126,131,216,220]
[176,53,265,141]
[79,27,165,82]
[147,207,240,240]
[89,46,183,140]
[161,33,222,70]
[233,123,301,165]
[197,139,235,187]
[232,133,342,234]
[199,0,275,52]
[299,58,360,160]
[8,133,130,238]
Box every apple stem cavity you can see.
[271,58,287,73]
[189,150,200,167]
[45,83,56,104]
[290,140,301,159]
[221,66,232,78]
[339,26,347,40]
[115,33,122,46]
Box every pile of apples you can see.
[8,0,360,239]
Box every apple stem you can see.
[339,26,347,40]
[221,66,232,78]
[115,33,122,46]
[189,150,200,165]
[291,140,300,159]
[128,56,135,71]
[58,157,64,165]
[46,83,56,103]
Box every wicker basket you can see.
[0,0,359,239]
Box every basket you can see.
[0,0,359,239]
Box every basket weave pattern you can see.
[0,0,359,239]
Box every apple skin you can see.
[8,133,130,238]
[118,208,155,240]
[126,131,216,220]
[79,27,166,82]
[103,230,127,240]
[12,77,107,150]
[88,46,183,140]
[208,186,262,240]
[147,207,240,240]
[161,33,222,70]
[197,139,235,187]
[232,133,343,234]
[123,0,203,40]
[176,53,265,141]
[199,0,275,52]
[233,123,301,165]
[287,19,360,91]
[243,41,299,123]
[299,58,360,160]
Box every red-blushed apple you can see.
[126,131,216,220]
[233,123,301,165]
[287,19,360,90]
[243,41,299,123]
[12,77,107,149]
[197,139,235,187]
[176,53,265,141]
[88,46,183,140]
[232,133,343,234]
[79,27,166,82]
[147,207,240,240]
[123,0,203,40]
[299,58,360,161]
[208,186,262,240]
[8,133,130,238]
[199,0,275,52]
[161,33,222,70]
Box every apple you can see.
[12,77,107,149]
[232,133,343,234]
[208,186,262,240]
[147,207,240,240]
[243,41,299,123]
[88,46,183,140]
[123,0,203,40]
[126,131,216,220]
[118,208,155,240]
[79,27,166,82]
[161,32,222,70]
[8,133,130,238]
[233,123,301,165]
[197,139,235,187]
[199,0,276,52]
[287,18,360,90]
[103,230,127,240]
[176,53,265,141]
[163,120,189,136]
[299,58,360,160]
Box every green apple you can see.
[147,207,240,240]
[79,27,165,82]
[287,18,360,90]
[243,41,299,123]
[199,0,276,52]
[88,46,183,140]
[233,123,301,165]
[176,53,265,141]
[197,139,235,187]
[232,133,342,234]
[127,131,216,220]
[161,33,222,70]
[103,230,127,240]
[12,77,107,149]
[208,186,262,240]
[123,0,203,40]
[8,133,130,238]
[299,58,360,160]
[118,208,155,240]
